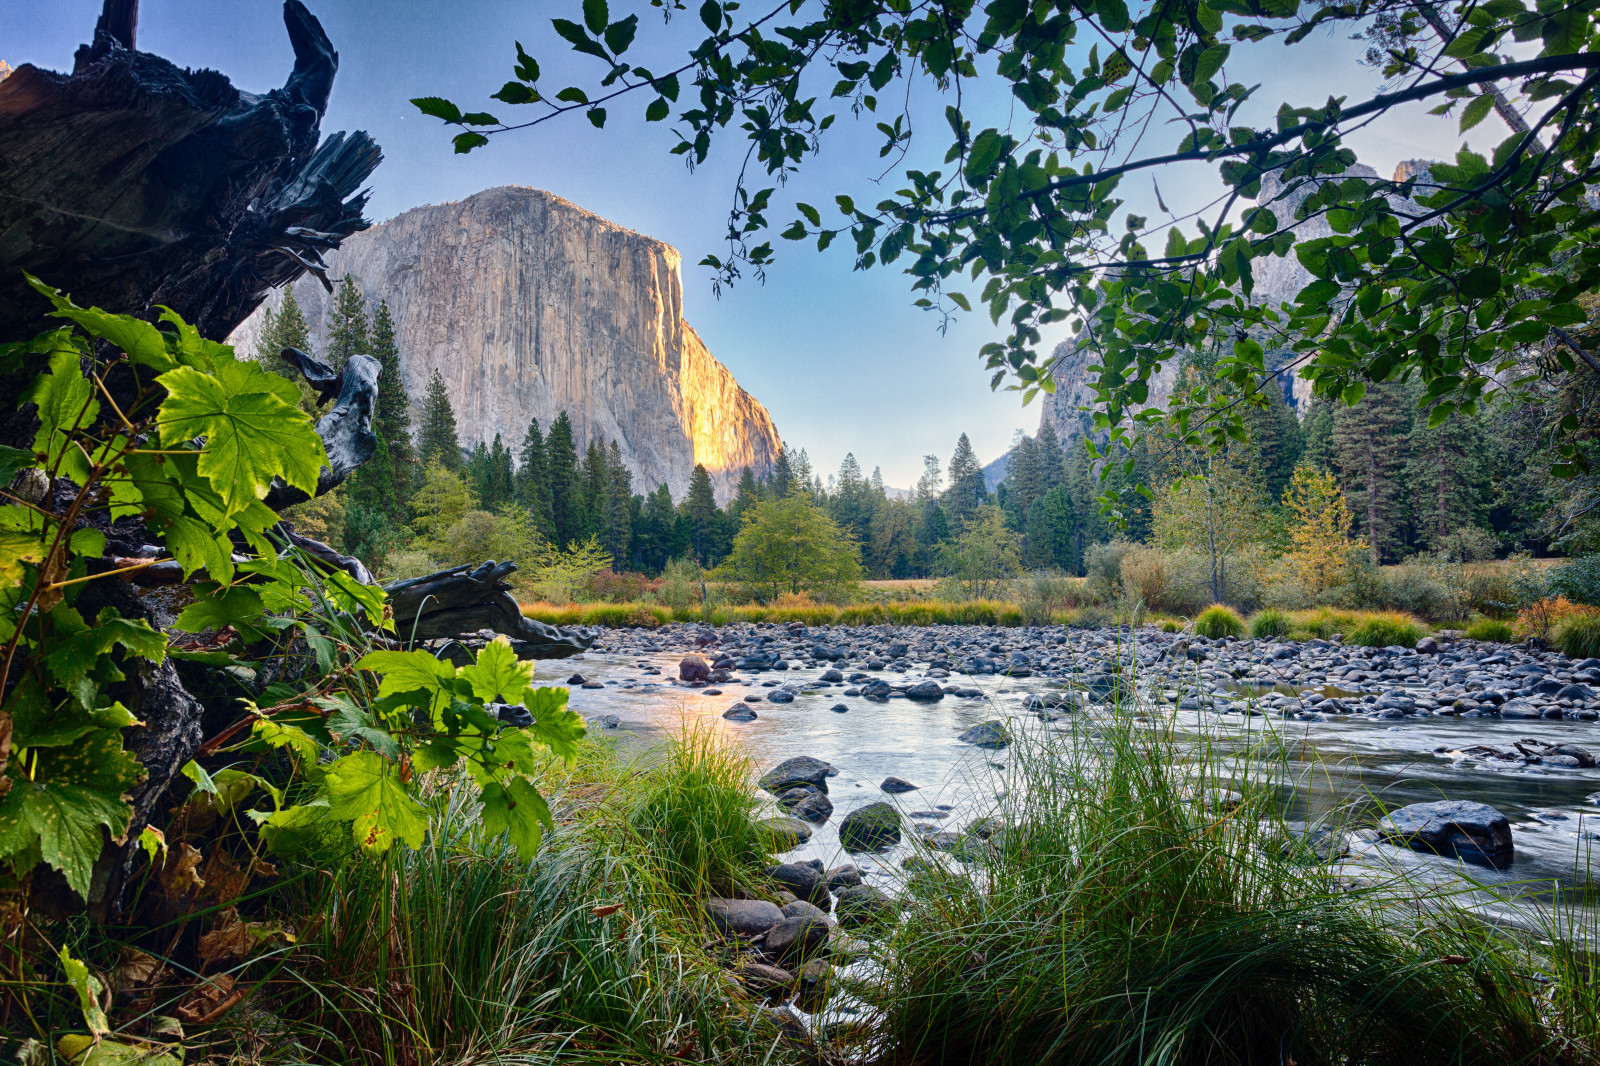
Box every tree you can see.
[1332,382,1411,565]
[546,413,581,546]
[715,492,863,602]
[410,462,476,544]
[683,463,723,565]
[1239,385,1304,504]
[1024,486,1078,572]
[945,433,989,524]
[325,275,370,370]
[424,0,1600,498]
[1151,453,1266,603]
[417,369,462,471]
[938,506,1023,600]
[254,288,312,380]
[731,466,762,526]
[1405,402,1494,553]
[1282,465,1366,595]
[768,446,795,499]
[344,300,414,522]
[515,418,556,539]
[604,440,633,565]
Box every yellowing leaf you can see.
[58,945,110,1037]
[322,751,429,852]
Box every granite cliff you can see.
[229,186,781,500]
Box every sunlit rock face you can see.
[229,185,781,500]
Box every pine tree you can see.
[417,369,462,471]
[325,276,371,370]
[945,433,989,523]
[640,485,677,572]
[515,418,555,539]
[604,441,633,565]
[1301,399,1336,471]
[1024,486,1077,571]
[769,447,795,498]
[1332,382,1412,564]
[683,464,722,565]
[547,414,581,546]
[344,299,414,520]
[581,440,610,543]
[480,433,514,511]
[731,467,762,526]
[466,440,492,507]
[254,289,312,379]
[1405,402,1493,551]
[1240,386,1305,502]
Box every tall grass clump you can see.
[272,744,797,1065]
[1345,612,1424,648]
[1249,608,1290,639]
[860,719,1550,1066]
[1193,603,1245,638]
[1466,617,1516,643]
[1556,611,1600,660]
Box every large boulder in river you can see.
[768,862,831,906]
[1377,800,1513,866]
[760,756,834,795]
[679,654,711,682]
[839,802,902,852]
[958,720,1010,748]
[905,680,945,701]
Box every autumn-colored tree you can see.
[1282,465,1366,595]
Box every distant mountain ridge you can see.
[229,186,782,501]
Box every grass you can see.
[1249,608,1291,639]
[523,598,1035,627]
[853,714,1566,1066]
[1193,603,1246,638]
[1345,612,1425,647]
[256,731,795,1066]
[1466,617,1516,643]
[1556,612,1600,659]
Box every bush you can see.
[378,548,443,583]
[1465,618,1515,643]
[1017,568,1082,625]
[583,568,655,603]
[1345,613,1424,648]
[1556,612,1600,659]
[1084,539,1133,603]
[657,555,699,615]
[1070,605,1114,630]
[1250,609,1291,639]
[1193,604,1245,638]
[1515,596,1592,642]
[1548,555,1600,607]
[1159,619,1182,633]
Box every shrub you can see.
[1083,539,1133,603]
[379,548,443,583]
[1070,605,1114,630]
[657,555,699,615]
[1193,604,1245,638]
[1515,596,1592,642]
[1250,609,1291,639]
[1556,612,1600,659]
[584,568,654,603]
[1017,568,1082,625]
[1345,613,1424,648]
[578,602,670,627]
[1548,555,1600,607]
[1159,620,1182,633]
[1465,618,1515,643]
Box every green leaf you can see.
[965,129,1004,183]
[0,444,34,485]
[1459,94,1494,132]
[493,81,539,105]
[1459,265,1501,298]
[0,772,135,899]
[25,350,98,484]
[24,276,175,372]
[645,97,670,122]
[700,0,721,31]
[522,686,587,761]
[59,945,110,1037]
[155,361,326,526]
[412,97,464,123]
[479,777,553,858]
[460,111,500,126]
[459,636,536,704]
[454,132,490,154]
[174,586,268,641]
[583,0,609,34]
[322,751,430,852]
[587,107,608,129]
[604,14,638,55]
[356,649,456,711]
[556,86,590,104]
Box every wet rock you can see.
[723,705,758,721]
[760,756,834,795]
[765,915,831,964]
[834,884,894,928]
[567,673,588,684]
[707,897,784,937]
[879,776,919,793]
[734,961,794,993]
[768,862,831,906]
[758,816,813,851]
[791,791,834,823]
[679,654,711,682]
[588,713,620,729]
[767,689,795,704]
[781,900,828,921]
[830,703,850,713]
[957,720,1009,748]
[1377,800,1514,867]
[1415,637,1440,654]
[795,958,833,1010]
[839,802,902,851]
[905,679,945,701]
[825,864,862,888]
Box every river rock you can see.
[707,897,784,937]
[834,884,894,928]
[879,776,919,793]
[758,816,813,851]
[734,960,794,993]
[679,654,711,682]
[825,864,862,888]
[957,720,1009,748]
[760,756,833,794]
[839,802,902,851]
[764,915,831,963]
[723,705,758,721]
[781,900,828,921]
[1377,800,1514,866]
[768,862,831,906]
[905,680,945,701]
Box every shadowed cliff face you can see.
[228,185,781,501]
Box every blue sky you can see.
[6,2,1492,487]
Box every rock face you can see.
[228,186,781,500]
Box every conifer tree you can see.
[480,434,514,511]
[684,464,721,564]
[254,289,311,379]
[731,467,762,526]
[1405,403,1493,552]
[547,414,581,546]
[1332,382,1412,564]
[581,440,610,543]
[769,447,795,498]
[466,440,492,506]
[640,485,677,572]
[1240,386,1305,502]
[1300,400,1336,472]
[604,441,633,564]
[516,418,555,539]
[945,433,989,523]
[325,276,370,369]
[417,369,462,471]
[344,299,414,520]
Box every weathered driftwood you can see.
[386,561,594,657]
[264,347,380,509]
[0,0,381,340]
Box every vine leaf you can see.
[25,350,99,484]
[458,636,535,704]
[58,944,111,1037]
[0,770,136,898]
[322,751,430,852]
[479,777,552,858]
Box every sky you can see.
[4,2,1501,488]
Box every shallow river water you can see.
[539,631,1600,924]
